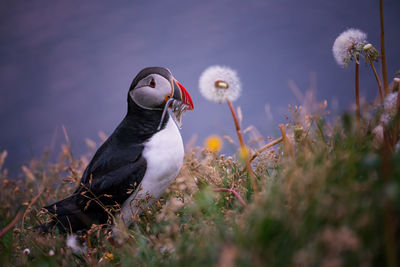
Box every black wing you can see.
[42,131,148,232]
[75,136,147,207]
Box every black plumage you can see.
[39,68,171,233]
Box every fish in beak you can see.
[170,78,193,128]
[158,78,194,130]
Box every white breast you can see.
[119,116,184,226]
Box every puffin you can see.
[38,67,193,233]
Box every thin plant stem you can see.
[368,60,384,103]
[213,188,247,207]
[380,0,389,95]
[249,137,283,163]
[393,81,400,146]
[226,99,259,197]
[0,212,21,238]
[22,190,43,232]
[381,129,397,267]
[355,61,361,125]
[279,124,294,158]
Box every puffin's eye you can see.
[149,79,156,88]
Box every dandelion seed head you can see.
[383,92,398,117]
[199,65,241,103]
[332,28,367,67]
[23,248,30,255]
[49,250,55,256]
[363,43,372,50]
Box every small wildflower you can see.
[199,65,241,103]
[49,250,55,256]
[205,135,223,153]
[66,234,87,254]
[23,248,30,255]
[332,28,367,67]
[105,252,114,262]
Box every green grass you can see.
[0,99,399,266]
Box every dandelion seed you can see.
[205,135,223,153]
[23,248,30,255]
[332,28,367,67]
[199,65,241,103]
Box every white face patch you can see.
[129,74,172,110]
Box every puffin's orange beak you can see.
[172,78,194,110]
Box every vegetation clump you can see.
[0,91,399,266]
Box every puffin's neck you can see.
[115,99,169,144]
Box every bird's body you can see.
[120,114,184,226]
[39,67,193,233]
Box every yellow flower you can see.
[205,135,223,153]
[238,146,250,161]
[105,252,114,262]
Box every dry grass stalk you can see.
[0,212,21,238]
[213,188,247,207]
[22,190,44,232]
[249,137,283,163]
[279,124,294,158]
[226,99,259,197]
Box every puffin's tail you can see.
[37,195,93,233]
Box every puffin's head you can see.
[128,67,194,127]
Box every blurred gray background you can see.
[1,0,399,175]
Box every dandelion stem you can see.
[226,99,259,197]
[393,81,400,146]
[355,61,361,125]
[226,100,246,150]
[214,188,247,207]
[379,0,389,95]
[381,129,397,267]
[249,137,283,163]
[368,60,384,102]
[0,212,21,238]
